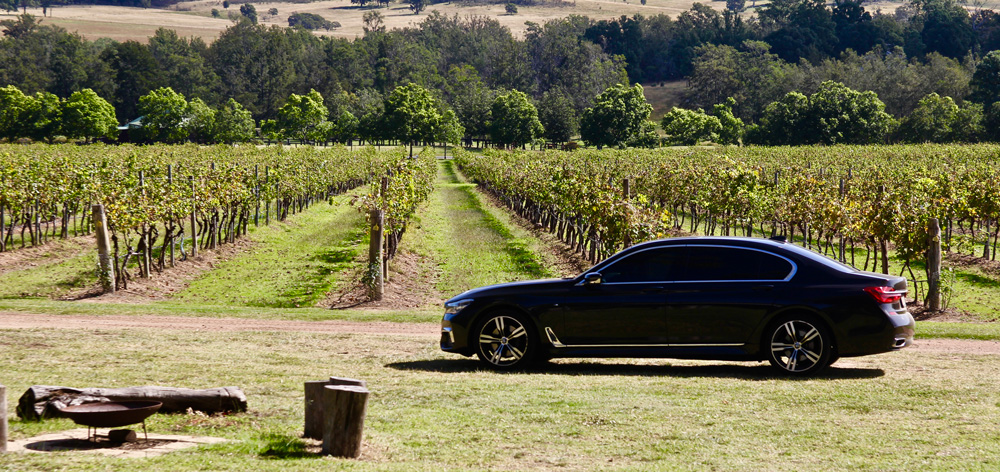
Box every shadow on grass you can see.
[258,433,314,459]
[386,359,884,380]
[271,247,357,308]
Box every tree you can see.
[489,90,543,148]
[407,0,425,14]
[0,85,32,140]
[749,91,811,145]
[538,90,578,143]
[685,41,795,121]
[505,3,517,14]
[61,88,117,142]
[213,98,256,144]
[442,65,495,143]
[808,81,894,144]
[262,89,330,142]
[135,87,189,143]
[288,12,332,30]
[147,28,218,104]
[100,40,162,122]
[436,109,464,146]
[208,21,295,119]
[897,92,982,143]
[382,82,446,157]
[726,0,745,11]
[627,120,660,148]
[970,50,1000,106]
[713,97,744,145]
[579,83,653,148]
[328,110,359,144]
[751,81,894,145]
[917,0,975,59]
[661,107,721,145]
[22,91,62,142]
[185,98,216,144]
[240,3,258,24]
[362,11,384,34]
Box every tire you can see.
[766,315,832,376]
[473,311,538,370]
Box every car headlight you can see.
[444,299,473,315]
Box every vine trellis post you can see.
[928,218,942,311]
[93,204,115,294]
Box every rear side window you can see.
[680,246,793,281]
[601,247,687,283]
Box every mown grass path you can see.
[403,160,557,298]
[173,194,366,308]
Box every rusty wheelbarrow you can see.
[60,401,162,441]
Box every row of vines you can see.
[0,144,423,291]
[455,145,1000,301]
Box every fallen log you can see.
[17,385,247,421]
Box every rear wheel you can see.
[474,312,538,370]
[766,316,832,376]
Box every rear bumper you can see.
[888,311,915,350]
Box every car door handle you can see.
[753,285,774,292]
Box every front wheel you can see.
[766,316,832,376]
[474,312,538,370]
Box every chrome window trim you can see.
[545,327,744,349]
[580,244,798,285]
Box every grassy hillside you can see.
[3,0,909,43]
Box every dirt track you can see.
[1,312,997,354]
[0,312,438,337]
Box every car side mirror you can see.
[583,272,603,286]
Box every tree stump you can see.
[322,385,369,458]
[304,377,366,440]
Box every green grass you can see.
[173,195,366,308]
[0,298,439,323]
[916,321,1000,340]
[401,160,557,297]
[2,326,1000,470]
[0,239,95,299]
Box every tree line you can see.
[3,0,1000,147]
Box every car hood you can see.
[446,278,572,303]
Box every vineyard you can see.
[0,144,434,291]
[455,145,1000,303]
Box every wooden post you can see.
[622,178,632,249]
[168,165,175,267]
[928,218,942,311]
[189,176,197,258]
[1,384,7,453]
[369,209,384,301]
[304,377,367,440]
[322,385,369,458]
[92,204,115,293]
[254,165,260,227]
[265,167,271,226]
[368,177,387,301]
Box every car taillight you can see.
[864,286,903,304]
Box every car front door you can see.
[557,247,685,346]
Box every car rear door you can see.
[663,246,792,345]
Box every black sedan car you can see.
[440,237,914,375]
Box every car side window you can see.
[601,248,687,283]
[680,247,792,281]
